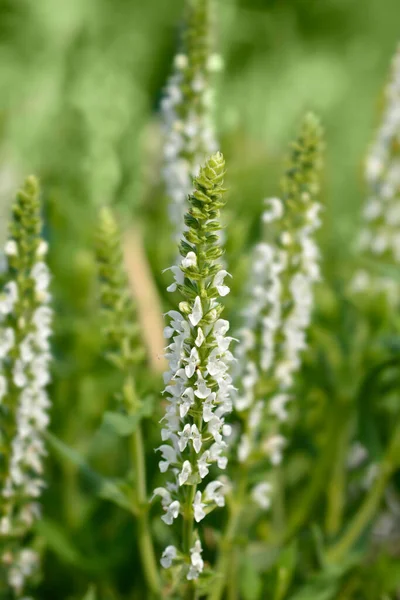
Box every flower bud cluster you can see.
[154,153,233,582]
[95,207,145,399]
[0,177,52,598]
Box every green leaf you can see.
[82,586,97,600]
[288,558,358,600]
[35,518,88,569]
[46,432,134,513]
[274,542,297,600]
[102,411,141,436]
[102,395,155,436]
[240,554,263,600]
[356,358,400,460]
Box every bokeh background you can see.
[1,0,400,598]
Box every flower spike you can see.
[155,152,233,584]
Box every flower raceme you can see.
[161,0,221,241]
[154,152,233,582]
[353,45,400,302]
[234,114,324,509]
[95,207,145,389]
[0,177,52,598]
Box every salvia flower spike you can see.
[95,207,145,394]
[161,0,221,242]
[353,45,400,302]
[0,176,52,597]
[155,152,233,583]
[235,114,323,507]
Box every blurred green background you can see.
[1,0,400,598]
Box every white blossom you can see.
[189,296,203,326]
[251,482,272,510]
[155,153,231,581]
[193,491,206,522]
[233,116,322,518]
[4,240,18,257]
[160,545,178,569]
[204,481,225,507]
[161,500,180,525]
[354,47,400,302]
[187,540,204,580]
[178,460,192,486]
[0,282,18,316]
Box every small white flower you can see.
[178,424,192,452]
[347,441,368,470]
[161,545,178,568]
[13,359,27,388]
[205,481,225,507]
[207,53,224,72]
[187,540,204,580]
[161,500,180,525]
[165,266,184,293]
[213,270,231,297]
[263,435,286,465]
[195,327,205,347]
[157,445,177,473]
[198,452,210,479]
[0,375,7,402]
[36,240,48,258]
[281,232,292,246]
[5,240,18,257]
[262,197,283,223]
[152,487,172,505]
[189,296,203,326]
[180,387,195,418]
[182,252,197,268]
[193,491,206,522]
[178,460,192,486]
[251,482,272,510]
[185,347,200,378]
[238,434,251,463]
[269,393,291,422]
[0,281,18,315]
[0,327,15,359]
[191,424,202,453]
[31,262,50,293]
[174,54,188,70]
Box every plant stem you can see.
[131,423,161,596]
[279,408,342,544]
[182,483,197,600]
[325,424,400,564]
[325,419,349,538]
[208,474,246,600]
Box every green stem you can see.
[208,475,246,600]
[183,484,197,600]
[325,419,349,538]
[131,423,161,596]
[227,547,239,600]
[325,424,400,564]
[278,408,343,545]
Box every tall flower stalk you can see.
[209,114,323,600]
[353,46,400,302]
[0,176,52,599]
[235,113,323,480]
[95,208,160,595]
[154,152,233,592]
[161,0,221,241]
